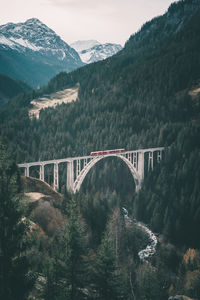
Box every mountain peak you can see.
[0,19,84,87]
[71,40,122,64]
[70,40,100,52]
[25,18,43,25]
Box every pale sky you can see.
[0,0,175,46]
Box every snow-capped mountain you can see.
[0,18,84,87]
[70,40,100,52]
[71,40,122,64]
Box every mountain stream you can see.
[122,208,158,261]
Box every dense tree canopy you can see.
[0,142,33,299]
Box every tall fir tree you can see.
[43,197,87,300]
[92,231,127,300]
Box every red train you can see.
[90,149,125,156]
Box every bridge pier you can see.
[137,151,144,181]
[54,163,59,190]
[40,164,44,181]
[76,159,81,178]
[25,166,29,177]
[67,160,74,192]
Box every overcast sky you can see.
[1,0,175,46]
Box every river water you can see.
[122,207,158,261]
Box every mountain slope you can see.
[71,40,122,63]
[125,0,200,52]
[0,73,31,106]
[0,18,84,87]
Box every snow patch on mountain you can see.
[0,18,84,87]
[71,40,122,64]
[10,37,43,51]
[0,35,15,48]
[0,18,82,61]
[70,40,100,52]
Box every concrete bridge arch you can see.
[72,153,141,193]
[18,147,164,193]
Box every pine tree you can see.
[0,142,33,299]
[43,255,67,300]
[64,198,87,300]
[136,264,162,300]
[43,197,87,300]
[92,232,127,300]
[107,206,127,264]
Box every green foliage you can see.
[64,199,87,299]
[0,73,31,97]
[77,190,120,248]
[0,73,31,106]
[134,126,200,247]
[136,264,165,300]
[43,198,87,300]
[0,141,33,299]
[92,232,127,300]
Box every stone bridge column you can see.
[54,163,59,190]
[76,160,81,178]
[40,164,44,181]
[25,166,29,177]
[67,160,74,192]
[137,151,144,184]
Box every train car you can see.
[90,149,125,156]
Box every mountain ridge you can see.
[71,40,122,64]
[70,40,100,52]
[0,18,84,87]
[124,0,200,52]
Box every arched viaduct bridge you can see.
[18,147,164,193]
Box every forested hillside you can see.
[0,0,200,246]
[0,73,31,106]
[0,0,200,299]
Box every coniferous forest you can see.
[0,0,200,299]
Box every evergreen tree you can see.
[64,198,87,300]
[92,232,127,300]
[0,141,33,299]
[43,197,87,300]
[43,255,67,300]
[136,264,162,300]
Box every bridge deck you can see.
[18,147,164,168]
